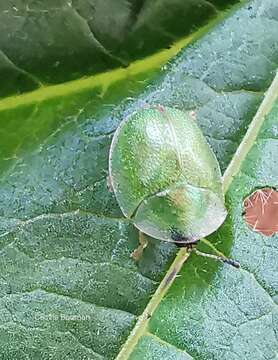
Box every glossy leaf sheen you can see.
[0,0,277,359]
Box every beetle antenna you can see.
[191,248,240,269]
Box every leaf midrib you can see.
[115,71,278,360]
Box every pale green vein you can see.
[145,332,194,359]
[0,1,246,113]
[115,248,190,360]
[0,37,197,112]
[115,71,278,360]
[223,70,278,192]
[3,289,136,318]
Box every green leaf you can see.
[0,0,277,359]
[0,0,238,98]
[127,74,278,360]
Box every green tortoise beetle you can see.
[109,105,239,268]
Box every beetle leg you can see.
[174,237,240,269]
[191,248,240,269]
[106,175,113,192]
[131,231,148,262]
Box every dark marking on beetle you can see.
[170,228,199,247]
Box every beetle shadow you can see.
[133,232,178,283]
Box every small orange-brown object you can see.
[243,188,278,236]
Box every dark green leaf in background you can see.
[0,0,240,98]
